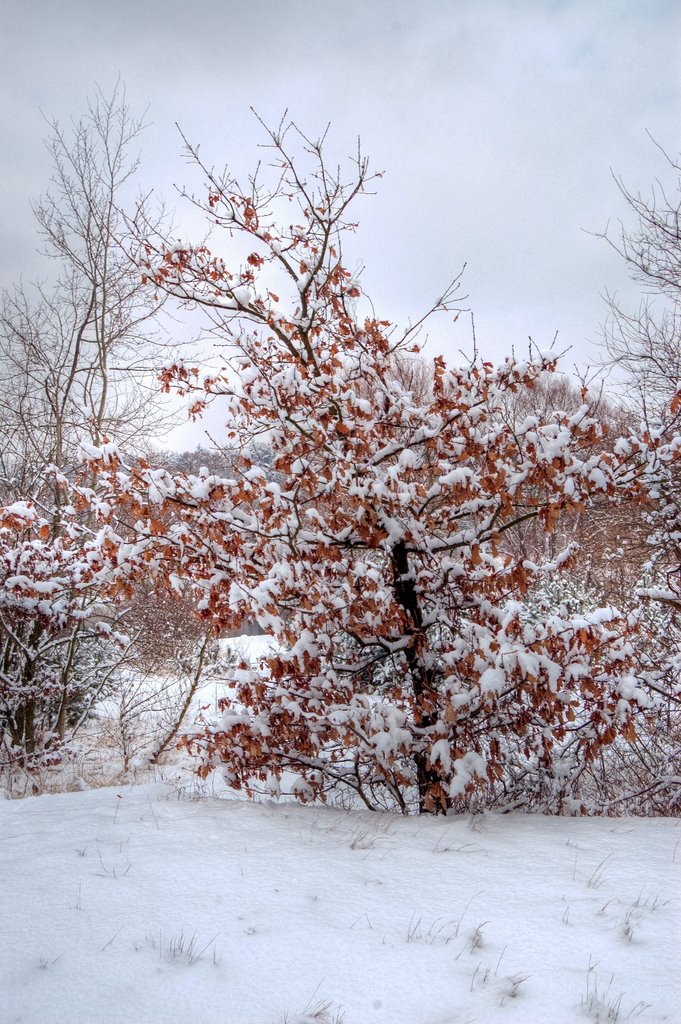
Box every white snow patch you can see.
[0,784,678,1023]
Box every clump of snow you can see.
[1,500,37,522]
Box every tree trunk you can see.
[391,541,449,814]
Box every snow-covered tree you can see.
[0,496,128,779]
[0,86,172,782]
[597,155,681,812]
[86,119,676,813]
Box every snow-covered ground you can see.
[1,783,679,1024]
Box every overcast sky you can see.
[2,0,680,444]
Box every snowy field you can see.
[1,784,679,1024]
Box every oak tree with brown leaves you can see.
[80,120,677,812]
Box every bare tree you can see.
[0,83,172,501]
[601,147,681,410]
[596,147,681,813]
[0,85,175,783]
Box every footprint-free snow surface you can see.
[1,783,679,1023]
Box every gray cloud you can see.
[2,0,679,397]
